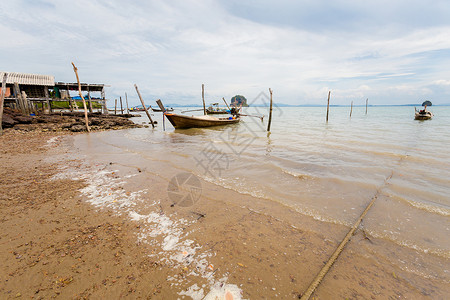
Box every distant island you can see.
[230,95,249,107]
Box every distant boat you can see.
[206,103,229,115]
[130,106,150,111]
[415,107,433,120]
[164,113,240,129]
[151,106,174,112]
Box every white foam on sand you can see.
[53,161,245,300]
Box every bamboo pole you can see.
[202,84,206,115]
[114,99,117,115]
[267,88,273,132]
[134,84,155,128]
[71,62,91,132]
[0,73,7,135]
[326,91,331,122]
[120,96,123,114]
[365,98,368,115]
[350,101,353,117]
[125,92,129,114]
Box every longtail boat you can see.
[164,113,240,129]
[414,106,433,120]
[151,106,174,112]
[415,111,433,120]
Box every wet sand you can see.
[1,129,448,299]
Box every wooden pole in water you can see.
[350,101,353,117]
[114,99,117,115]
[120,96,124,114]
[125,92,129,114]
[267,88,273,132]
[202,83,206,115]
[326,91,331,122]
[365,98,368,115]
[0,72,7,136]
[71,62,90,132]
[134,84,155,128]
[222,97,231,110]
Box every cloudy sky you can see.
[1,0,450,106]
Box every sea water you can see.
[73,105,450,295]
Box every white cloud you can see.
[1,0,450,105]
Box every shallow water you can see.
[75,105,450,295]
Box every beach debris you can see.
[54,158,245,299]
[1,107,142,132]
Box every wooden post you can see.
[134,84,155,128]
[120,96,123,114]
[13,82,24,114]
[21,91,30,115]
[267,88,273,132]
[350,101,353,117]
[222,97,231,110]
[114,99,117,115]
[71,62,91,132]
[156,99,165,131]
[67,84,74,112]
[87,86,93,113]
[125,92,129,114]
[202,84,206,115]
[101,88,108,114]
[44,86,51,113]
[12,83,19,109]
[326,91,331,122]
[0,73,7,135]
[365,98,368,115]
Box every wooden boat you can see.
[414,107,433,120]
[130,106,150,111]
[415,111,433,120]
[164,113,240,129]
[151,106,174,112]
[206,103,229,115]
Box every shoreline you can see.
[1,129,448,299]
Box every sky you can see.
[1,0,450,106]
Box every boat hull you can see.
[415,112,433,120]
[152,108,174,112]
[164,113,239,129]
[206,110,228,114]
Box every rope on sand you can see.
[300,171,394,300]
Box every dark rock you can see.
[1,114,18,127]
[14,115,33,124]
[70,125,86,132]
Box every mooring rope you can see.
[300,171,394,300]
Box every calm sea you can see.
[128,106,449,255]
[75,105,450,289]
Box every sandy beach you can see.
[1,122,448,299]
